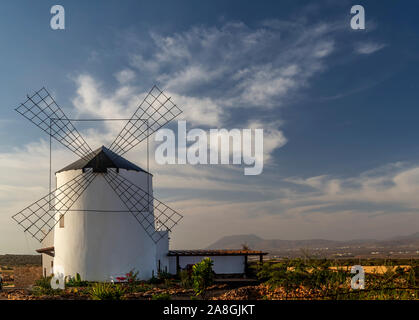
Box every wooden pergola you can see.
[36,246,55,257]
[168,249,268,275]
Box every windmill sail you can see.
[103,169,183,243]
[108,85,182,155]
[15,87,94,161]
[12,170,97,242]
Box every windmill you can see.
[11,86,183,280]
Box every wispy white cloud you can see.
[131,21,336,110]
[355,42,386,55]
[167,93,222,127]
[283,163,419,211]
[115,69,136,84]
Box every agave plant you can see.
[89,282,125,300]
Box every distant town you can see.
[207,233,419,260]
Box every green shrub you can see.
[255,262,287,282]
[158,270,172,280]
[89,282,125,300]
[250,259,419,300]
[179,270,193,288]
[148,275,161,285]
[123,269,140,293]
[408,268,416,286]
[32,276,61,296]
[32,286,60,296]
[255,261,351,299]
[147,270,172,285]
[126,269,139,283]
[133,283,153,292]
[34,276,53,289]
[164,278,174,288]
[192,258,214,298]
[151,292,171,300]
[412,265,419,278]
[66,273,89,287]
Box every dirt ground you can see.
[0,279,261,300]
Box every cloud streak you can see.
[355,42,386,55]
[131,21,336,111]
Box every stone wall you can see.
[13,266,43,288]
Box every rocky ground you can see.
[2,282,416,300]
[212,284,325,300]
[0,284,326,300]
[0,284,231,300]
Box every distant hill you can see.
[207,234,342,250]
[0,254,41,266]
[387,232,419,241]
[208,234,265,249]
[206,233,419,251]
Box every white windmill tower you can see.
[12,86,183,281]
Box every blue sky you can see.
[1,0,419,253]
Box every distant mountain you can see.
[387,232,419,241]
[206,234,341,250]
[207,234,264,249]
[0,254,41,266]
[377,232,419,247]
[206,233,419,251]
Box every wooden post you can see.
[176,255,180,275]
[259,254,263,264]
[244,255,248,277]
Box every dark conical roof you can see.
[57,146,149,174]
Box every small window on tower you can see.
[59,214,64,228]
